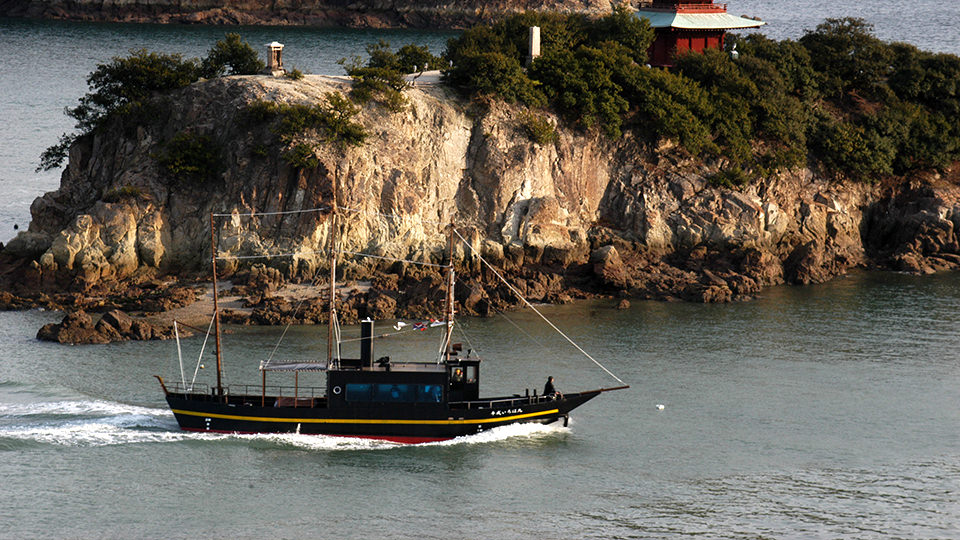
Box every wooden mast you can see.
[442,224,455,363]
[209,212,224,400]
[327,178,338,367]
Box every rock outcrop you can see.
[0,0,617,28]
[3,74,960,322]
[36,309,182,344]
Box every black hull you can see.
[165,391,602,443]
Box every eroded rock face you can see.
[4,75,960,310]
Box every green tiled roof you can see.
[636,10,766,30]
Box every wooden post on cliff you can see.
[209,212,224,401]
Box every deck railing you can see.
[450,393,563,410]
[164,381,325,405]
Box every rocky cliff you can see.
[0,0,618,27]
[2,74,960,323]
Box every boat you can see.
[156,197,628,444]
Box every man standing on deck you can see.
[544,376,562,399]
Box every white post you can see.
[527,26,541,67]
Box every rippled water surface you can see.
[1,272,959,538]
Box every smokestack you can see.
[360,318,374,368]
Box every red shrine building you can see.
[634,0,765,67]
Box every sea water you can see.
[1,2,960,537]
[0,271,958,538]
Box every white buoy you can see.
[200,364,205,369]
[656,404,665,410]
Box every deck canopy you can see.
[261,362,328,372]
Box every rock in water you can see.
[37,309,178,344]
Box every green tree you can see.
[340,41,438,111]
[447,51,545,106]
[587,6,654,64]
[39,49,201,170]
[68,49,201,133]
[395,44,443,73]
[531,43,634,137]
[201,33,265,78]
[811,116,896,181]
[799,18,894,100]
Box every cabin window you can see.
[373,384,417,402]
[465,366,477,384]
[345,383,442,403]
[451,368,464,383]
[420,384,443,403]
[346,383,372,401]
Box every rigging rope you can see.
[340,206,442,225]
[453,228,627,386]
[215,249,325,261]
[175,322,186,387]
[260,263,328,370]
[497,310,553,352]
[336,323,437,344]
[338,250,448,268]
[216,249,446,269]
[333,311,342,363]
[454,321,478,357]
[212,206,330,218]
[190,314,216,390]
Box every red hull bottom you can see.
[181,427,452,444]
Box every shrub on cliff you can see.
[267,93,366,148]
[673,49,808,172]
[340,41,443,112]
[200,33,265,78]
[530,42,633,138]
[40,35,266,171]
[39,49,201,171]
[517,111,557,144]
[156,131,222,184]
[241,92,367,168]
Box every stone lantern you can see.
[264,41,285,76]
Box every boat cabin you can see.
[325,319,480,408]
[325,359,480,407]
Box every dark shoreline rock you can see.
[36,309,186,344]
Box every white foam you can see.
[0,397,183,447]
[228,432,403,451]
[428,421,569,447]
[216,421,571,451]
[2,421,193,447]
[0,398,167,418]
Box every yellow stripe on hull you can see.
[171,408,561,425]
